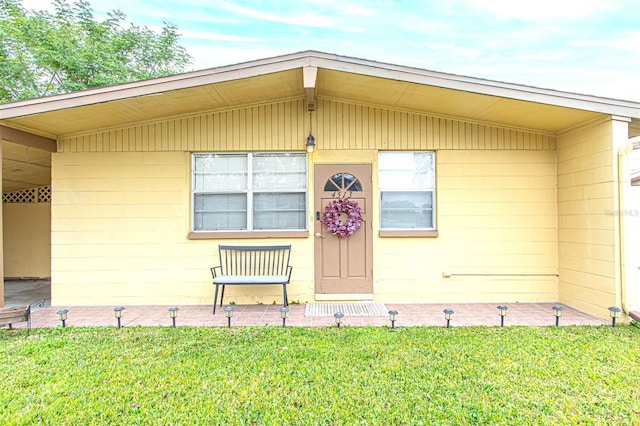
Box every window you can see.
[379,151,435,231]
[324,173,363,192]
[192,153,307,232]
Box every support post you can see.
[0,129,4,308]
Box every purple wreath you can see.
[320,199,363,238]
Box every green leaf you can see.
[0,0,192,103]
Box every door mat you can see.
[305,302,388,317]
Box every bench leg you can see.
[220,285,226,309]
[283,284,288,307]
[213,284,220,315]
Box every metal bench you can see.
[0,300,45,331]
[210,245,292,314]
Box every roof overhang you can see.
[2,50,640,138]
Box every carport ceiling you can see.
[2,141,51,193]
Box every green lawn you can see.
[1,325,639,425]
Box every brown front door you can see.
[314,164,373,294]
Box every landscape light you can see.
[224,306,234,328]
[114,306,125,329]
[280,307,290,327]
[609,306,621,327]
[168,307,179,328]
[334,312,344,328]
[497,305,508,327]
[388,310,399,329]
[56,308,69,328]
[443,308,454,328]
[553,305,563,326]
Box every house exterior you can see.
[1,51,640,320]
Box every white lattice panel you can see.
[38,186,51,203]
[3,186,51,204]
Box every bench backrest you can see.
[218,245,291,276]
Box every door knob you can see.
[314,233,324,238]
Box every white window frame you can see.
[378,151,437,237]
[191,152,308,233]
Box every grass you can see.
[1,325,639,425]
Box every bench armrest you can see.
[287,265,293,282]
[210,266,222,279]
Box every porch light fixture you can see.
[114,306,125,329]
[609,306,621,327]
[553,305,563,326]
[279,307,290,327]
[497,305,508,327]
[388,310,399,329]
[224,306,234,328]
[168,307,179,328]
[334,312,344,328]
[306,110,316,153]
[306,133,315,153]
[56,308,69,328]
[443,308,454,328]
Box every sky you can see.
[21,0,640,102]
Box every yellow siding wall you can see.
[53,98,560,306]
[51,151,313,305]
[309,148,559,303]
[3,202,51,278]
[59,99,555,153]
[556,119,623,318]
[59,99,308,153]
[314,99,555,151]
[372,149,558,302]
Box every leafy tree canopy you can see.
[0,0,193,103]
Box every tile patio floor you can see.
[2,279,611,329]
[15,302,608,330]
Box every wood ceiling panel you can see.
[2,141,51,192]
[2,67,608,137]
[208,70,303,106]
[5,69,304,137]
[473,100,602,132]
[317,70,405,106]
[317,69,601,133]
[3,141,50,163]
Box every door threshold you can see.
[315,293,374,301]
